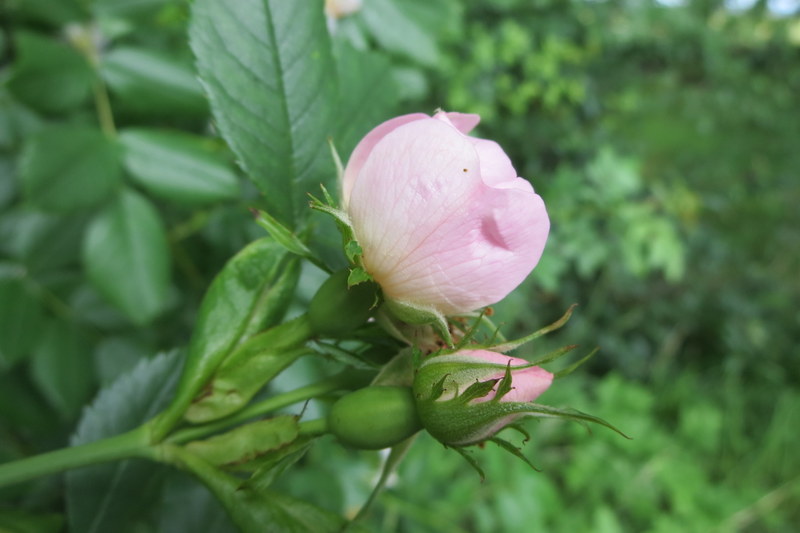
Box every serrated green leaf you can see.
[82,188,171,325]
[7,31,93,113]
[190,0,337,228]
[67,351,183,533]
[154,238,300,437]
[332,43,399,161]
[119,128,240,206]
[101,46,207,118]
[0,268,44,369]
[157,472,238,533]
[169,445,348,533]
[30,320,95,420]
[20,125,122,212]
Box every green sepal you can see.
[452,446,485,482]
[344,240,363,264]
[489,437,540,472]
[487,304,577,353]
[493,363,514,402]
[252,208,330,273]
[506,423,531,443]
[554,347,599,379]
[347,267,373,287]
[429,374,449,402]
[457,379,500,404]
[184,416,300,470]
[384,299,453,347]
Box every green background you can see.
[1,0,798,531]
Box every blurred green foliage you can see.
[1,0,798,531]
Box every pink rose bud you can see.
[413,349,553,446]
[342,111,550,317]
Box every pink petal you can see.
[341,113,428,206]
[434,111,481,134]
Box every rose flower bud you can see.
[413,349,553,446]
[342,111,549,318]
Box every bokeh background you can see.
[1,0,798,531]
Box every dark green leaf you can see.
[66,351,182,533]
[19,125,122,212]
[0,89,43,151]
[101,47,207,118]
[82,188,171,325]
[171,447,348,533]
[190,0,337,227]
[93,0,171,21]
[0,209,87,274]
[360,0,440,67]
[119,128,240,206]
[0,265,44,369]
[7,31,93,113]
[333,43,398,160]
[157,472,237,533]
[153,237,300,437]
[489,437,540,472]
[30,320,95,420]
[0,510,63,533]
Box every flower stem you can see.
[166,371,368,445]
[0,426,152,489]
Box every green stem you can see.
[0,426,152,489]
[92,78,117,137]
[298,418,328,438]
[166,371,367,445]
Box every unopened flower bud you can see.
[328,386,422,450]
[413,350,552,446]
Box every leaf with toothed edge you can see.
[190,0,337,228]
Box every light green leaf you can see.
[0,209,86,274]
[189,0,337,227]
[360,0,440,67]
[30,320,95,420]
[82,188,170,325]
[66,351,182,533]
[20,125,122,212]
[185,416,300,469]
[101,46,207,118]
[153,237,300,438]
[119,128,240,206]
[7,31,93,113]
